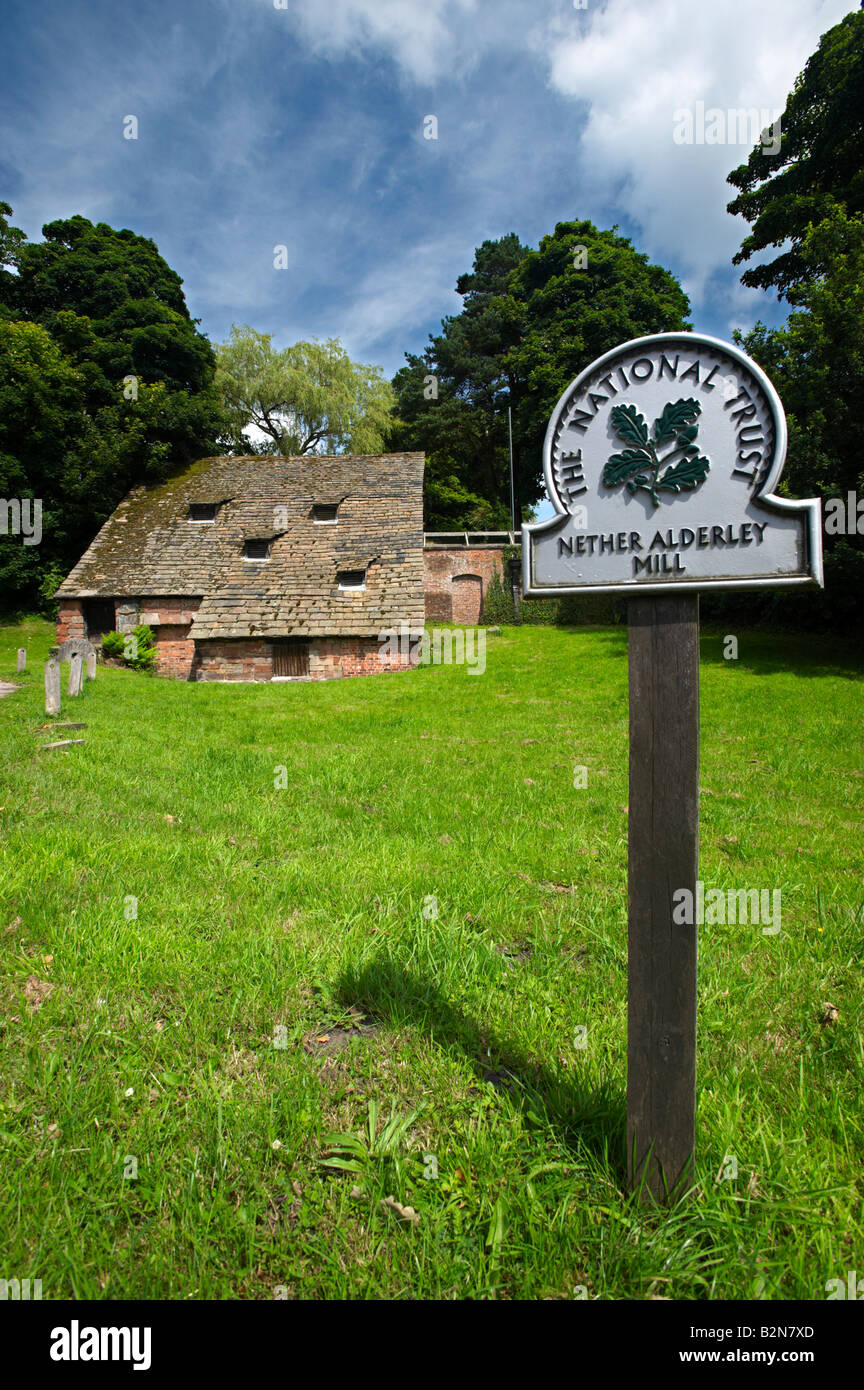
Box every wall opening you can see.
[272,640,310,678]
[83,599,116,639]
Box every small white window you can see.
[337,569,366,590]
[312,504,339,524]
[188,503,218,523]
[244,539,271,561]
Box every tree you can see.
[727,9,864,298]
[0,319,90,608]
[392,222,691,527]
[8,215,219,404]
[214,325,396,455]
[0,318,228,613]
[391,233,528,529]
[730,207,864,629]
[0,210,228,611]
[507,220,692,491]
[0,202,26,314]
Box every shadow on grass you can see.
[699,628,864,680]
[335,951,626,1184]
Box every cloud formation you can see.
[0,0,854,381]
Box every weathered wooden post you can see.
[68,652,83,697]
[16,648,26,673]
[45,658,61,715]
[522,332,823,1201]
[86,650,96,681]
[626,594,699,1198]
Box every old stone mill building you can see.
[55,452,516,681]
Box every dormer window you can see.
[188,503,218,523]
[311,504,339,524]
[244,539,271,561]
[337,569,366,590]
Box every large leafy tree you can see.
[0,320,88,607]
[391,233,528,529]
[734,207,864,624]
[0,202,26,315]
[391,222,691,528]
[0,209,228,610]
[727,8,864,298]
[9,215,223,424]
[507,221,692,496]
[215,325,395,456]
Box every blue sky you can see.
[1,0,854,386]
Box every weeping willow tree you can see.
[215,324,396,456]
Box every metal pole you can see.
[508,405,516,534]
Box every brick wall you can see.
[309,637,414,680]
[193,636,416,682]
[192,639,274,682]
[58,597,201,679]
[139,599,201,680]
[56,600,86,643]
[423,548,507,624]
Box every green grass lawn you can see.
[0,616,862,1300]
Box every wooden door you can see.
[273,641,309,677]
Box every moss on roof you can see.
[59,453,425,639]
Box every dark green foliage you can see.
[125,625,156,672]
[101,631,126,660]
[37,562,66,620]
[483,566,557,626]
[725,10,864,628]
[391,233,528,531]
[727,10,864,298]
[481,564,624,628]
[733,208,864,630]
[392,222,690,528]
[480,568,516,625]
[102,625,156,670]
[0,209,228,613]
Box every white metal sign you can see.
[523,333,823,596]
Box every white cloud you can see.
[335,238,465,370]
[284,0,479,85]
[539,0,853,300]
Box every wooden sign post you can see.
[522,332,823,1201]
[627,595,699,1198]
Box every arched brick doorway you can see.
[451,573,483,625]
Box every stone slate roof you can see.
[57,453,425,639]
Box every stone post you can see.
[45,659,61,715]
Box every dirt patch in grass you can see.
[302,1022,379,1055]
[23,975,54,1011]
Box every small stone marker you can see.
[68,652,83,697]
[45,658,61,716]
[45,722,86,731]
[522,332,823,1202]
[86,650,96,680]
[16,648,26,673]
[39,739,85,752]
